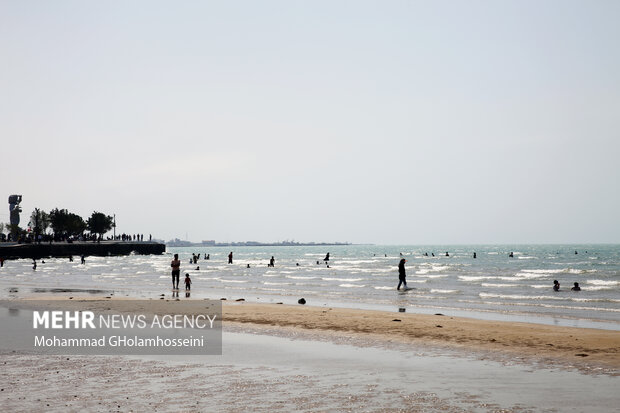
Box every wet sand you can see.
[1,324,619,412]
[222,301,620,369]
[6,297,620,369]
[1,297,619,412]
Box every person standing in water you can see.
[269,256,275,267]
[397,259,407,290]
[171,253,181,290]
[228,252,233,264]
[324,252,330,262]
[553,280,560,292]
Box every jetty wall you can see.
[0,242,166,260]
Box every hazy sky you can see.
[1,1,619,244]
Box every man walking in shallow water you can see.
[171,253,181,290]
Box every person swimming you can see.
[571,282,581,291]
[553,280,560,291]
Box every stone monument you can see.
[8,195,22,240]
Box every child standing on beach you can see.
[185,273,192,291]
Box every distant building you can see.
[167,238,192,247]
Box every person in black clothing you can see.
[268,256,275,267]
[171,254,181,290]
[571,282,581,291]
[324,252,330,262]
[397,259,407,290]
[228,252,233,264]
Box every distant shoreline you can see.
[166,242,353,247]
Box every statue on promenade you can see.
[8,195,22,226]
[8,195,22,240]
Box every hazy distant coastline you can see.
[166,239,351,247]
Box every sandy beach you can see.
[1,297,619,412]
[7,297,620,369]
[222,301,620,369]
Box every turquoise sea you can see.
[1,244,618,330]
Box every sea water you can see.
[1,244,618,329]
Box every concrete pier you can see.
[0,241,165,260]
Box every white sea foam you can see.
[480,283,519,288]
[567,268,597,274]
[459,276,500,282]
[374,286,394,290]
[479,293,564,300]
[322,277,363,282]
[339,284,365,288]
[587,280,619,286]
[340,260,375,265]
[521,269,565,274]
[430,289,459,294]
[358,268,392,273]
[514,272,550,280]
[530,284,552,289]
